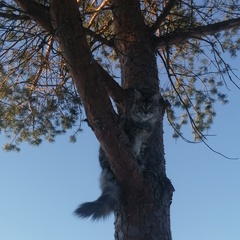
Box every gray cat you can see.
[123,90,160,160]
[74,90,160,220]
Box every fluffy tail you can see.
[74,192,118,220]
[74,169,120,220]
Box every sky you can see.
[0,80,240,240]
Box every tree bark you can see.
[112,0,159,92]
[112,1,174,239]
[14,0,174,239]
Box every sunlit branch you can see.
[87,0,109,28]
[150,0,179,35]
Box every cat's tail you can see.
[74,191,119,220]
[74,169,120,220]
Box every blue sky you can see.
[0,80,239,240]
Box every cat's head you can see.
[130,90,160,122]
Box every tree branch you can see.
[83,27,114,47]
[155,17,240,49]
[0,11,29,20]
[87,0,109,28]
[96,63,127,104]
[14,0,53,32]
[48,0,142,187]
[14,0,114,47]
[14,0,125,112]
[150,0,179,35]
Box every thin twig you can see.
[150,0,179,35]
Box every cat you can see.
[74,90,160,220]
[123,90,160,161]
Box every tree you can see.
[0,0,240,239]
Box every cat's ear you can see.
[151,93,160,104]
[134,89,143,101]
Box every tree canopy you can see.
[0,0,239,151]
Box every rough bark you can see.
[111,1,174,239]
[112,0,159,92]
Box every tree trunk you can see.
[112,0,159,92]
[112,1,174,239]
[114,123,174,240]
[14,0,175,239]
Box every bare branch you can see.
[14,0,114,47]
[83,27,114,47]
[87,0,109,28]
[150,0,179,35]
[158,51,207,141]
[0,11,29,20]
[155,17,240,49]
[29,37,54,92]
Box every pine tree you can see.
[0,1,240,239]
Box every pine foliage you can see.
[0,0,240,150]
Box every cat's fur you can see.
[74,148,120,220]
[123,90,160,160]
[74,90,160,220]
